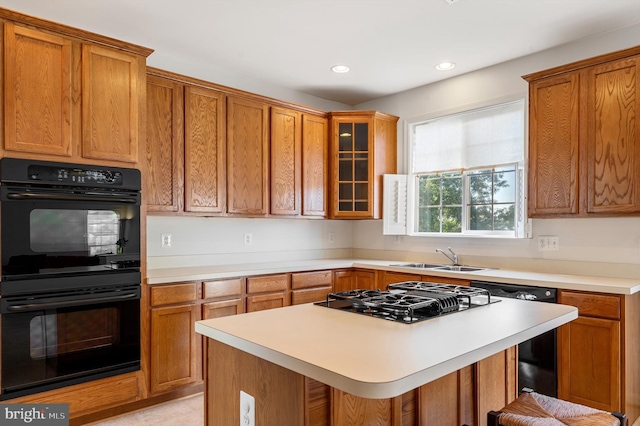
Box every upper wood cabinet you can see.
[270,107,301,215]
[227,96,270,215]
[145,70,226,214]
[524,47,640,217]
[145,74,184,212]
[81,44,142,163]
[302,114,328,217]
[4,22,75,157]
[184,86,226,213]
[329,111,398,219]
[2,17,151,166]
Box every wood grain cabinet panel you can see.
[82,44,141,163]
[150,303,201,394]
[3,23,75,157]
[528,74,580,216]
[227,96,269,215]
[150,282,198,306]
[184,86,227,213]
[203,298,244,319]
[558,290,622,412]
[302,114,328,217]
[145,75,184,212]
[333,269,377,292]
[270,107,301,215]
[587,57,640,214]
[524,47,640,218]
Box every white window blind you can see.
[412,100,524,173]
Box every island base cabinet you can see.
[205,338,518,426]
[206,340,305,426]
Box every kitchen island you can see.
[196,296,578,425]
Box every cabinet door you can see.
[150,303,201,393]
[4,23,74,157]
[528,73,580,216]
[380,272,421,288]
[586,57,640,214]
[227,96,269,215]
[331,117,373,218]
[419,367,475,426]
[354,270,376,290]
[302,114,328,217]
[203,298,244,319]
[145,75,184,212]
[246,293,287,312]
[270,107,301,215]
[558,316,621,412]
[333,270,354,293]
[184,86,226,213]
[82,44,141,163]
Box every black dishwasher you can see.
[470,280,557,397]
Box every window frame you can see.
[405,96,527,239]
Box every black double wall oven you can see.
[0,158,142,400]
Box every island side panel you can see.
[475,347,518,426]
[206,339,305,426]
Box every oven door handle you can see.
[6,192,138,204]
[6,292,139,312]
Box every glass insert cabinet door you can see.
[335,120,371,216]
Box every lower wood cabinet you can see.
[149,283,201,394]
[291,270,332,305]
[246,274,289,312]
[333,269,377,292]
[558,290,622,412]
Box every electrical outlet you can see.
[161,234,172,248]
[244,233,253,246]
[328,232,335,244]
[240,391,255,426]
[538,235,559,251]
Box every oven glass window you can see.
[30,209,120,255]
[29,307,120,359]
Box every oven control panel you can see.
[27,165,123,185]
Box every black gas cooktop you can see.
[315,281,497,324]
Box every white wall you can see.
[147,216,353,269]
[351,24,640,277]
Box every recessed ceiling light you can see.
[435,62,456,71]
[331,65,350,73]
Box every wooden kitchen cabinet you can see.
[558,290,622,412]
[145,74,184,212]
[202,278,245,319]
[145,69,227,214]
[379,271,421,288]
[302,113,328,217]
[246,274,289,312]
[227,95,270,215]
[329,111,398,219]
[149,283,201,394]
[2,19,150,165]
[270,107,302,215]
[291,270,332,305]
[81,44,143,163]
[524,46,640,217]
[333,269,377,292]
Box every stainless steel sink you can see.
[391,263,487,272]
[391,263,444,269]
[433,265,486,272]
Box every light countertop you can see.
[148,258,640,295]
[196,298,578,399]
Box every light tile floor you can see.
[85,393,204,426]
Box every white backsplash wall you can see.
[147,216,353,269]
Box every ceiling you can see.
[1,0,639,105]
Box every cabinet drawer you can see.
[203,298,244,319]
[559,291,621,320]
[246,292,287,312]
[150,283,198,306]
[203,278,243,299]
[292,286,332,305]
[292,270,332,289]
[246,274,288,294]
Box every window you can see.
[386,99,526,238]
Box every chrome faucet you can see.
[436,247,458,265]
